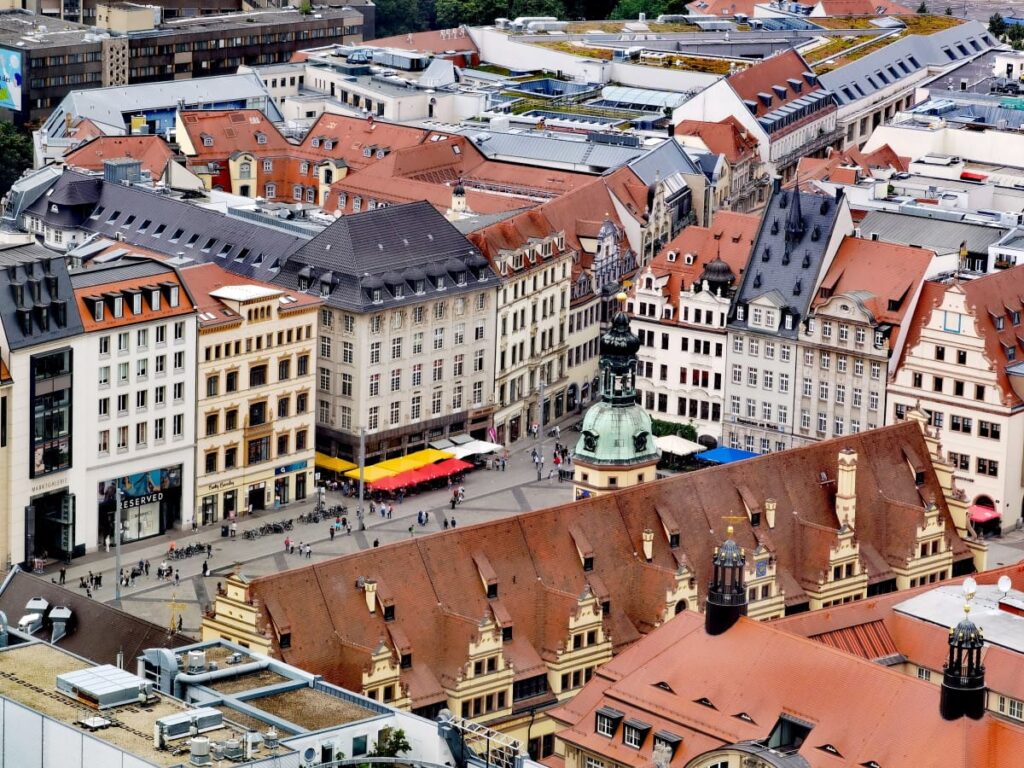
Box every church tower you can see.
[572,294,660,499]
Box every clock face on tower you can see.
[756,560,768,578]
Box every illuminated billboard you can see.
[0,49,22,112]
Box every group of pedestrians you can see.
[283,537,313,558]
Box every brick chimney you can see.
[836,448,857,529]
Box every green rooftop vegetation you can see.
[804,34,877,64]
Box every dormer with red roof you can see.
[673,49,839,178]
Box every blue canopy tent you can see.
[696,447,758,465]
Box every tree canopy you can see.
[0,123,32,200]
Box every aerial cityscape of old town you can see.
[2,0,1024,765]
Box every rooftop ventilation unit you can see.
[50,606,73,644]
[18,597,50,635]
[56,665,153,710]
[186,650,207,673]
[153,708,224,749]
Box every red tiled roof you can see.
[179,109,292,160]
[553,609,1024,768]
[686,0,758,16]
[368,28,478,56]
[64,136,177,180]
[643,210,759,305]
[795,144,910,189]
[727,49,826,120]
[898,268,1024,406]
[813,235,934,328]
[675,116,759,163]
[245,421,972,706]
[817,0,916,15]
[73,263,195,334]
[809,618,900,660]
[178,263,321,329]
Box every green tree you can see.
[989,13,1006,38]
[610,0,669,19]
[370,729,412,758]
[916,1,927,12]
[0,122,32,200]
[651,419,698,443]
[298,0,312,14]
[944,6,952,14]
[374,0,426,37]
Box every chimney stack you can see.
[642,529,654,562]
[363,579,378,614]
[764,498,777,529]
[836,448,857,529]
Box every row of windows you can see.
[568,338,600,368]
[643,362,722,391]
[99,354,186,386]
[203,328,311,365]
[801,379,873,408]
[947,451,999,477]
[98,383,186,418]
[204,394,308,437]
[97,415,184,454]
[460,690,508,718]
[909,570,949,588]
[204,429,307,474]
[206,358,309,397]
[733,336,793,361]
[803,349,882,378]
[731,396,790,426]
[801,409,874,436]
[98,322,184,354]
[909,372,987,401]
[646,391,722,423]
[729,433,788,454]
[499,264,568,306]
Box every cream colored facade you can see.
[888,282,1024,529]
[201,573,272,655]
[317,287,496,461]
[492,236,572,445]
[193,284,319,522]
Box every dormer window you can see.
[784,314,793,330]
[311,137,320,148]
[996,316,1005,330]
[582,555,594,572]
[393,284,404,299]
[415,280,425,294]
[737,306,745,321]
[667,251,676,262]
[596,707,624,738]
[435,276,445,291]
[169,285,180,308]
[150,290,161,310]
[202,134,213,147]
[400,652,411,668]
[93,301,104,322]
[487,582,498,598]
[684,253,694,265]
[112,296,123,318]
[132,293,142,315]
[325,140,333,150]
[298,277,308,291]
[383,604,395,621]
[256,132,267,145]
[372,288,383,303]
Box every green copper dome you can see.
[575,305,660,467]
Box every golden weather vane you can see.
[168,591,186,635]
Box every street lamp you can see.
[536,374,546,482]
[114,484,123,603]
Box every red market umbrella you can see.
[436,458,474,476]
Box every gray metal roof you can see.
[821,21,998,108]
[730,188,844,339]
[69,259,175,289]
[627,138,701,184]
[0,243,84,351]
[895,584,1024,655]
[458,129,645,172]
[41,172,307,282]
[40,73,281,138]
[600,85,689,111]
[858,210,1006,256]
[275,201,498,312]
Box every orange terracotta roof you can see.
[66,118,105,143]
[326,175,533,216]
[298,113,429,171]
[686,0,758,16]
[675,116,759,164]
[553,609,1024,768]
[818,0,915,14]
[368,29,478,56]
[73,264,195,333]
[813,235,934,327]
[727,49,828,122]
[178,263,321,329]
[644,210,759,303]
[795,144,910,189]
[899,269,1024,406]
[179,109,292,160]
[0,358,10,384]
[246,421,971,707]
[63,135,177,180]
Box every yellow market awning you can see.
[344,465,398,483]
[405,448,453,466]
[316,453,357,474]
[374,456,423,474]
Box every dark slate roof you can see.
[23,174,100,229]
[0,569,192,666]
[626,138,701,184]
[275,201,499,312]
[69,258,177,289]
[0,243,84,350]
[39,171,305,282]
[730,187,843,339]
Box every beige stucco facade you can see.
[193,284,320,523]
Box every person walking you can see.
[174,570,180,587]
[329,526,335,541]
[230,521,237,538]
[450,494,457,511]
[443,518,450,530]
[206,542,212,558]
[58,567,66,585]
[450,516,457,528]
[284,536,290,552]
[202,560,209,577]
[408,525,415,537]
[144,560,150,577]
[373,538,379,548]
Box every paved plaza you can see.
[41,427,578,634]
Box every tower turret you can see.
[705,526,747,636]
[940,603,986,720]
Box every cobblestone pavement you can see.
[42,421,579,634]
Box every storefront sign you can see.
[275,459,308,476]
[121,492,164,510]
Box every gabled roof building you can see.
[203,418,981,752]
[723,185,853,454]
